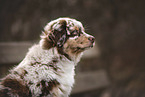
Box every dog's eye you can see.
[71,30,78,36]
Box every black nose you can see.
[88,36,95,43]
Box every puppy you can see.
[0,17,95,97]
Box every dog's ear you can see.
[41,20,68,49]
[52,20,68,48]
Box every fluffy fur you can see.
[0,17,95,97]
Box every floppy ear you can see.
[40,20,68,49]
[52,20,68,48]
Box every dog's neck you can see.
[39,38,83,64]
[48,47,83,65]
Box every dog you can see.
[0,17,95,97]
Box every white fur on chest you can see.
[14,45,77,97]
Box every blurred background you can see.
[0,0,145,97]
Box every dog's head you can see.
[40,17,95,60]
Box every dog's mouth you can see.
[89,42,95,48]
[76,36,95,50]
[75,42,95,51]
[85,41,95,48]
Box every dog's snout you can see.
[88,36,95,43]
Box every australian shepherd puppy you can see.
[0,17,95,97]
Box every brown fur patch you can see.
[59,20,67,27]
[37,79,60,96]
[64,34,93,54]
[48,57,59,71]
[57,47,71,60]
[13,69,28,79]
[20,69,28,79]
[1,77,31,96]
[41,37,54,50]
[0,88,10,97]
